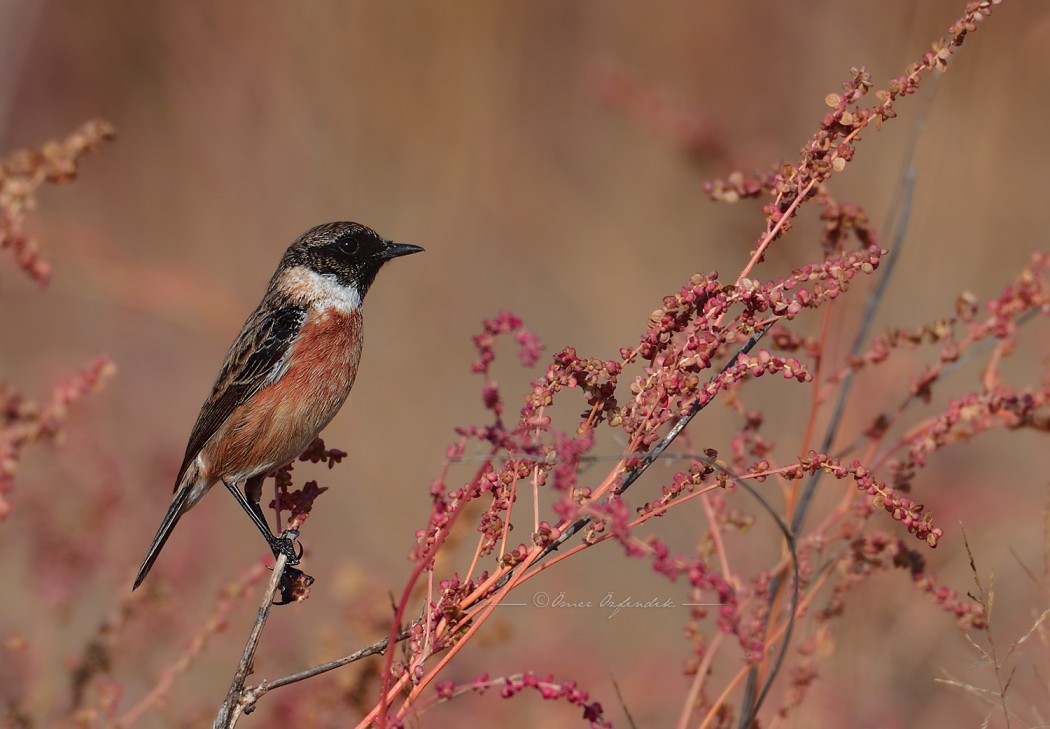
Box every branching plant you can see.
[7,2,1049,728]
[205,2,1043,727]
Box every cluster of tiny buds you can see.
[821,532,986,630]
[702,170,764,204]
[0,356,115,518]
[831,252,1049,389]
[402,573,500,665]
[815,188,877,256]
[268,480,327,527]
[621,351,814,452]
[471,310,544,376]
[531,520,560,547]
[267,437,345,523]
[406,316,562,569]
[914,573,987,630]
[633,245,883,381]
[434,672,610,728]
[498,543,531,568]
[0,119,115,285]
[892,387,1050,496]
[431,573,483,632]
[734,350,811,383]
[636,457,718,517]
[549,428,594,494]
[575,489,752,653]
[645,536,747,653]
[524,347,622,429]
[296,437,347,467]
[705,1,1000,244]
[414,487,455,565]
[636,272,724,361]
[783,452,942,547]
[768,325,822,358]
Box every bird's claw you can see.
[272,529,303,566]
[266,530,313,605]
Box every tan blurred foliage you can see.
[1,1,1049,727]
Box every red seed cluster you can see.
[636,272,724,362]
[637,458,717,517]
[817,532,986,631]
[0,120,115,285]
[815,187,878,257]
[889,387,1050,500]
[429,573,483,638]
[833,252,1048,389]
[264,437,343,526]
[296,436,347,468]
[434,672,611,728]
[388,5,1015,722]
[705,1,1001,254]
[783,452,942,547]
[524,348,622,430]
[704,170,765,204]
[471,310,544,376]
[0,356,115,519]
[269,480,328,527]
[648,536,747,654]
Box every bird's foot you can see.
[269,529,303,566]
[265,530,313,604]
[274,531,303,564]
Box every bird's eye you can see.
[338,237,359,255]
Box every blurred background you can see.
[2,1,1049,726]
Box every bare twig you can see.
[213,552,290,729]
[221,452,496,722]
[236,628,411,716]
[963,527,1013,729]
[117,564,268,728]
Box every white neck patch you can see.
[311,270,362,312]
[282,266,362,313]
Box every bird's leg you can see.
[222,478,303,565]
[242,474,271,533]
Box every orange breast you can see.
[203,308,363,482]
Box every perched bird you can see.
[133,222,422,589]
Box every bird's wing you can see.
[173,303,308,488]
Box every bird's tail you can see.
[133,484,192,590]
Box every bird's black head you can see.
[283,221,424,295]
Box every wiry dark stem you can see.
[520,323,773,575]
[236,629,410,715]
[737,150,920,729]
[213,551,291,729]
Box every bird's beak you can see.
[381,241,425,259]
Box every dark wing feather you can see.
[173,304,308,487]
